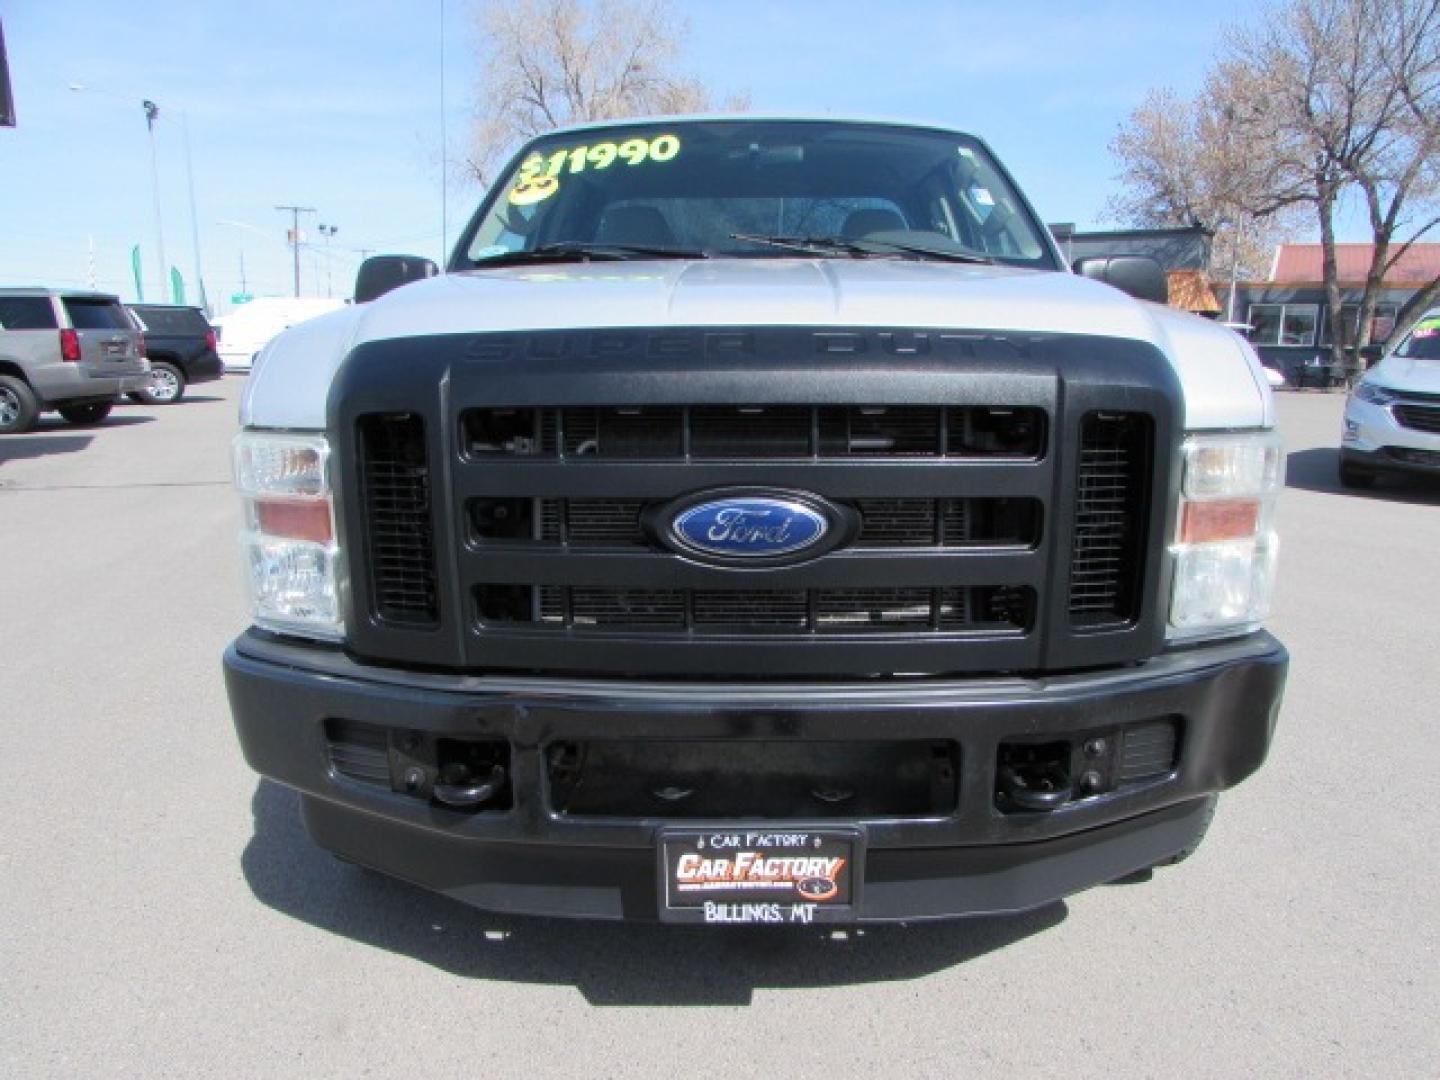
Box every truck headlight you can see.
[1167,431,1282,640]
[233,431,343,640]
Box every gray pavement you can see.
[1,381,1436,1078]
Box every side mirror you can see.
[354,255,439,303]
[1359,343,1384,365]
[1073,255,1169,305]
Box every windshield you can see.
[459,120,1057,269]
[1394,317,1440,360]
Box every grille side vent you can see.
[1069,412,1151,628]
[1118,719,1180,783]
[359,413,439,626]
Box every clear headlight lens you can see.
[1352,380,1397,406]
[1168,431,1282,640]
[232,431,343,640]
[234,433,329,498]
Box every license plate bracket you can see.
[657,826,863,924]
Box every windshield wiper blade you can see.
[728,233,871,257]
[729,232,994,264]
[856,237,994,264]
[474,241,710,265]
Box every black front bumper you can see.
[225,631,1286,922]
[1342,446,1440,478]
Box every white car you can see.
[1340,308,1440,486]
[214,297,343,373]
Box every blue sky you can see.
[2,0,1315,309]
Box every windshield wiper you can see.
[728,233,872,257]
[728,232,994,264]
[473,241,710,265]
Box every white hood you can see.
[242,259,1272,431]
[1372,354,1440,394]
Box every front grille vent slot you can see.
[470,496,1040,549]
[359,413,439,626]
[1393,403,1440,434]
[489,584,1035,635]
[1068,412,1151,628]
[461,405,1045,460]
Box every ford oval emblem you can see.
[671,496,829,560]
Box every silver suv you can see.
[0,288,151,434]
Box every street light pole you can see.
[318,224,338,298]
[181,111,207,311]
[274,205,316,297]
[142,99,168,301]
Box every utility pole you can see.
[274,204,316,297]
[143,100,168,300]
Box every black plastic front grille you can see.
[1393,403,1440,434]
[462,405,1046,460]
[340,327,1179,677]
[1068,412,1151,628]
[358,414,439,625]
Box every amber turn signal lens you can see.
[255,499,333,544]
[1180,498,1260,544]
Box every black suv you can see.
[125,304,222,404]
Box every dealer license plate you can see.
[658,827,862,924]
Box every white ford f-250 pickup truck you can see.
[224,117,1287,925]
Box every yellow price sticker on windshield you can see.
[508,134,681,204]
[508,174,560,206]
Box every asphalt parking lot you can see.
[2,379,1436,1078]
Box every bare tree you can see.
[1108,82,1310,321]
[1108,87,1302,291]
[467,0,745,186]
[1218,0,1439,361]
[1113,0,1439,358]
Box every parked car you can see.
[0,288,150,434]
[125,303,222,404]
[213,297,343,373]
[1340,308,1440,487]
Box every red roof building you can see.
[1269,243,1440,286]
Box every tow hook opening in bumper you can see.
[996,718,1181,814]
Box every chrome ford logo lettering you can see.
[671,498,828,558]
